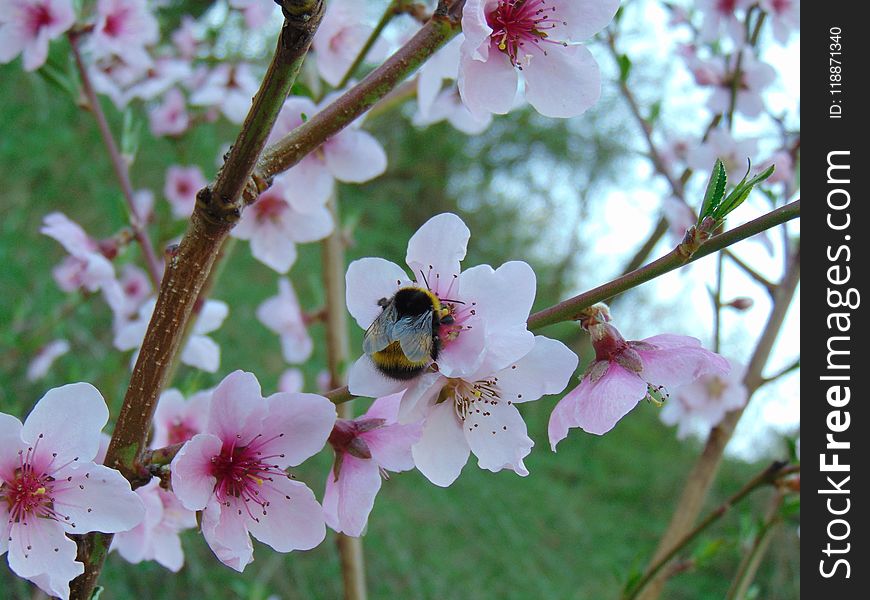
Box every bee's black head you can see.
[393,288,437,317]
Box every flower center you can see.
[705,376,726,399]
[1,438,76,528]
[253,190,288,222]
[26,3,55,34]
[209,434,288,517]
[444,377,502,421]
[103,8,132,39]
[167,420,198,445]
[487,0,565,67]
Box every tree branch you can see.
[526,200,800,330]
[69,4,325,597]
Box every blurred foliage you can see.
[0,10,797,596]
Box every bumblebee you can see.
[363,287,454,380]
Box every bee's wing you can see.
[393,311,434,363]
[363,302,397,355]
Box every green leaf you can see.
[699,159,727,222]
[121,109,142,164]
[713,163,776,220]
[618,53,632,83]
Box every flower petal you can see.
[275,158,334,213]
[8,520,81,598]
[522,43,601,118]
[324,129,387,183]
[207,370,268,444]
[326,455,382,537]
[493,336,579,403]
[345,257,411,330]
[262,392,336,467]
[170,433,222,511]
[58,463,145,534]
[464,396,532,476]
[22,383,109,465]
[567,364,648,436]
[200,496,254,572]
[550,0,620,41]
[181,334,221,372]
[405,213,470,288]
[249,222,298,274]
[246,477,326,551]
[364,421,422,473]
[458,49,518,116]
[347,356,410,398]
[412,400,469,487]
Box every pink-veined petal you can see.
[170,433,223,511]
[569,364,648,436]
[250,221,299,273]
[327,455,382,537]
[363,421,422,473]
[200,496,253,572]
[261,392,336,467]
[206,371,266,444]
[550,0,620,41]
[7,520,81,595]
[275,157,334,213]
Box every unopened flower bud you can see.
[726,297,754,311]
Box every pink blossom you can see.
[189,63,260,124]
[414,86,493,134]
[0,0,75,71]
[164,164,207,219]
[0,383,144,599]
[457,0,619,118]
[549,313,729,444]
[686,128,758,176]
[660,360,747,439]
[170,371,335,571]
[149,88,190,137]
[114,298,228,372]
[266,95,388,204]
[231,177,334,273]
[661,196,697,245]
[41,212,116,293]
[171,15,200,59]
[88,55,149,109]
[323,393,422,536]
[704,51,776,119]
[103,263,153,324]
[257,277,314,364]
[89,0,159,69]
[759,0,799,44]
[132,188,155,223]
[112,477,196,572]
[696,0,752,44]
[408,336,577,486]
[345,213,538,398]
[26,339,70,381]
[312,0,387,86]
[279,369,305,393]
[152,388,212,449]
[229,0,278,30]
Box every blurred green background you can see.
[0,16,798,599]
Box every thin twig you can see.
[68,33,162,287]
[635,242,800,600]
[623,463,798,600]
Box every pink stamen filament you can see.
[487,0,566,67]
